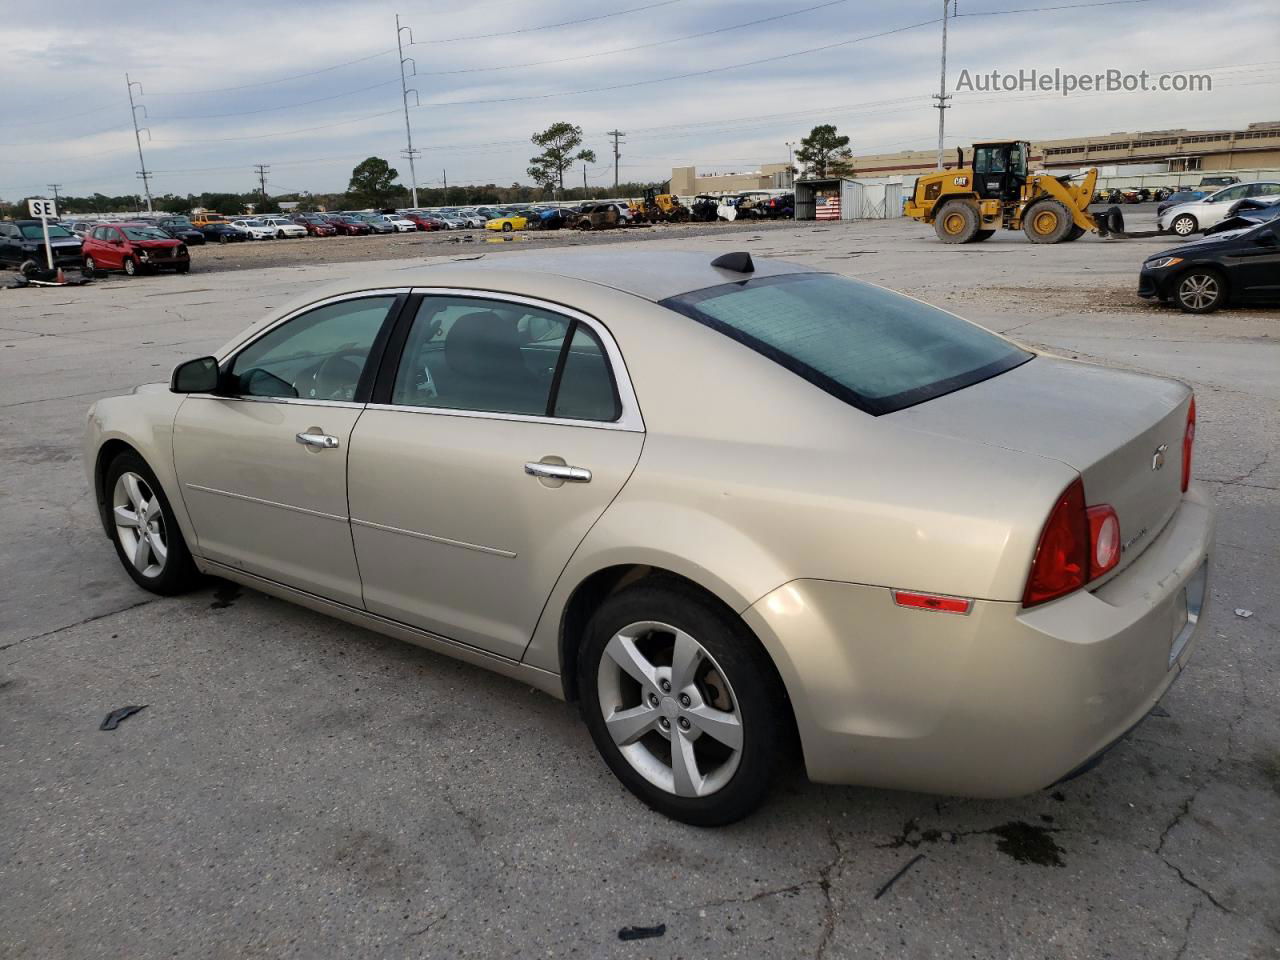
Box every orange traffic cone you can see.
[55,268,66,283]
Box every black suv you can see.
[1139,218,1280,313]
[0,220,84,274]
[156,217,207,245]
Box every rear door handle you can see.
[524,461,591,483]
[296,432,340,449]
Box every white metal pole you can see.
[935,0,950,170]
[396,15,420,208]
[40,211,53,271]
[126,74,153,213]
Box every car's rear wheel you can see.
[1171,213,1198,237]
[502,222,513,232]
[83,255,98,276]
[106,452,199,595]
[1175,269,1226,313]
[218,234,229,244]
[579,581,787,825]
[122,257,138,276]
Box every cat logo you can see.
[953,176,968,186]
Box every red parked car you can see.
[82,222,190,276]
[401,212,441,231]
[322,214,371,236]
[293,214,337,237]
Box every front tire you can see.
[502,222,513,232]
[105,452,199,595]
[1175,269,1226,313]
[83,255,98,276]
[578,581,787,826]
[123,257,138,276]
[1171,213,1198,237]
[1022,199,1074,243]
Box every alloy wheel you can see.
[112,471,168,578]
[1178,274,1219,311]
[596,620,743,798]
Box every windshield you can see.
[661,273,1032,415]
[20,223,75,239]
[122,226,172,241]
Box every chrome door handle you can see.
[524,461,591,483]
[296,432,340,449]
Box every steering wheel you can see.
[309,348,369,401]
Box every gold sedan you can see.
[85,250,1214,825]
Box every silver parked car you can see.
[84,251,1213,825]
[1158,181,1280,236]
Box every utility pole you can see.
[606,129,625,191]
[933,0,952,170]
[396,14,421,208]
[442,169,447,196]
[583,162,588,195]
[253,164,270,205]
[125,73,153,213]
[47,184,62,207]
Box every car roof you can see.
[375,250,816,303]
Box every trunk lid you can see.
[893,355,1191,578]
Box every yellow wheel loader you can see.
[629,188,690,224]
[905,140,1117,244]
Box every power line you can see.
[253,163,270,201]
[144,48,398,98]
[411,0,683,43]
[413,0,855,77]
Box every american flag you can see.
[816,196,841,221]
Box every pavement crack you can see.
[1173,901,1201,960]
[408,909,449,937]
[814,825,845,960]
[1,598,157,652]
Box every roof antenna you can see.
[711,251,754,273]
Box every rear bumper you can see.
[743,484,1215,797]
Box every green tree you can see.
[527,122,596,194]
[346,157,402,207]
[795,124,853,179]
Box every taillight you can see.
[1023,478,1121,607]
[1181,396,1196,492]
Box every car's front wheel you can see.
[83,255,98,276]
[1175,269,1226,313]
[579,581,787,826]
[105,452,199,594]
[122,257,138,276]
[1171,213,1198,237]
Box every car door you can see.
[172,290,406,606]
[1226,222,1280,301]
[91,226,120,269]
[347,291,645,660]
[0,222,17,265]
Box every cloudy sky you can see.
[2,0,1276,200]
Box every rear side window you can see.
[661,273,1031,415]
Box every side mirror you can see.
[171,356,220,394]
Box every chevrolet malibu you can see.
[84,251,1213,825]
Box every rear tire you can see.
[105,451,200,595]
[933,201,979,243]
[1171,213,1198,237]
[1022,199,1074,243]
[578,580,788,826]
[1175,269,1226,313]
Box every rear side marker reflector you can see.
[893,591,973,614]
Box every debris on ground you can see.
[618,923,666,941]
[1235,608,1254,618]
[875,853,925,899]
[100,705,148,730]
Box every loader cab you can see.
[971,141,1029,202]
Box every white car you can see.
[1157,181,1280,237]
[231,219,275,241]
[438,215,467,230]
[386,216,418,233]
[260,217,308,239]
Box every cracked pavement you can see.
[1,217,1277,958]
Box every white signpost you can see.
[27,198,58,271]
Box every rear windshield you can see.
[660,273,1032,415]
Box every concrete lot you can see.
[1,217,1277,959]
